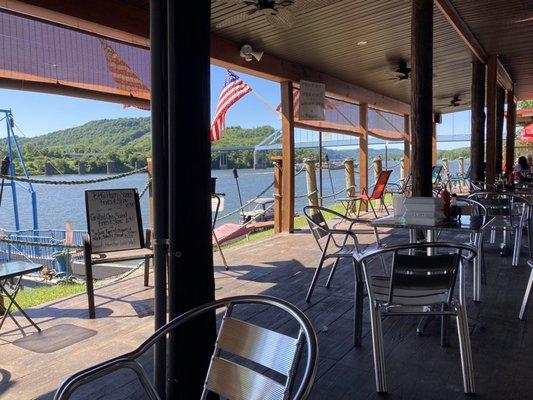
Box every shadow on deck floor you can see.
[1,224,533,399]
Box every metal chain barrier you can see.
[0,167,147,185]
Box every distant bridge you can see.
[211,130,471,169]
[212,132,472,153]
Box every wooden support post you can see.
[373,157,383,184]
[359,103,368,211]
[411,0,433,197]
[403,114,411,179]
[304,158,319,207]
[272,156,283,234]
[166,1,215,398]
[432,120,438,166]
[281,81,295,233]
[486,55,498,185]
[344,158,356,197]
[495,85,506,175]
[505,89,517,174]
[471,60,486,182]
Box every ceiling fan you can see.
[215,0,342,29]
[380,59,411,84]
[436,94,470,109]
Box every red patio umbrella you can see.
[520,123,533,142]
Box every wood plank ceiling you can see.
[451,0,533,101]
[211,0,474,114]
[118,0,533,109]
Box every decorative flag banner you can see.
[99,39,150,110]
[210,70,252,141]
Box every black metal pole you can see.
[318,132,323,206]
[167,1,215,398]
[232,168,245,220]
[150,0,168,397]
[0,157,10,208]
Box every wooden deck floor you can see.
[1,218,533,399]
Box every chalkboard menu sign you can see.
[85,189,144,253]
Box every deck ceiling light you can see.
[356,40,368,46]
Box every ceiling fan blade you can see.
[266,8,295,28]
[216,9,256,28]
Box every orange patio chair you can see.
[342,170,392,219]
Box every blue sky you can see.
[0,64,470,149]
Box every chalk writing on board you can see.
[86,189,142,253]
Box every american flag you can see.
[99,39,150,110]
[210,70,252,141]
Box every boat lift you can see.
[1,109,38,231]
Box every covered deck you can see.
[0,0,532,398]
[2,222,532,399]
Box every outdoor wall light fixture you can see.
[240,44,264,62]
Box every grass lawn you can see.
[15,282,86,310]
[218,199,385,250]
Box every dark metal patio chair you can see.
[303,206,386,346]
[54,295,318,400]
[519,259,533,320]
[468,192,529,266]
[387,172,411,196]
[357,242,477,394]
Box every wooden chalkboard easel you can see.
[84,189,153,319]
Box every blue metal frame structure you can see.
[1,109,38,231]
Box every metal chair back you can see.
[388,250,461,306]
[469,192,527,228]
[359,243,474,308]
[54,296,318,400]
[303,206,330,242]
[432,165,443,185]
[455,198,487,217]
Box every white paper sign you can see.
[85,189,143,253]
[299,80,326,121]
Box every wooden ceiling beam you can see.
[211,34,410,115]
[0,0,150,47]
[434,0,487,63]
[434,0,514,86]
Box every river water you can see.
[0,160,468,231]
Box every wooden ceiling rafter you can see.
[434,0,515,89]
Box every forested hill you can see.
[0,116,472,174]
[28,117,151,151]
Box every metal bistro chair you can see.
[519,259,533,320]
[303,206,386,346]
[469,192,529,267]
[54,295,318,400]
[453,198,488,285]
[341,170,393,219]
[357,242,477,394]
